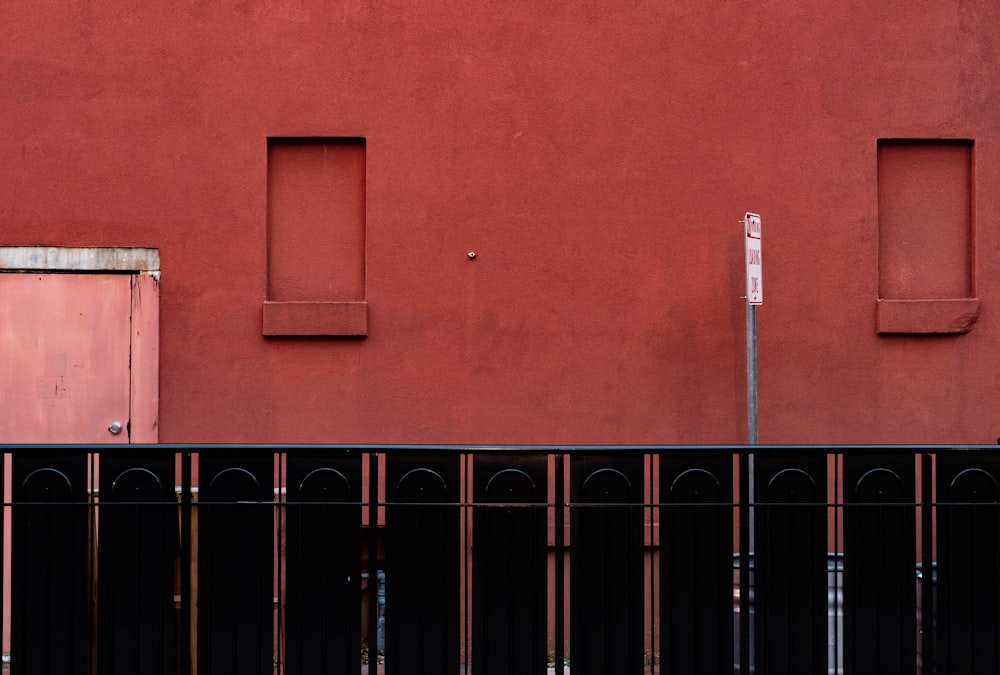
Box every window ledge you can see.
[263,301,368,337]
[876,298,980,335]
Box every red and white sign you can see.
[745,212,762,305]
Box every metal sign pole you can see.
[741,212,761,674]
[747,301,758,444]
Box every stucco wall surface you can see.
[3,0,1000,444]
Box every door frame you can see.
[0,247,159,443]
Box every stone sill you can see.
[876,298,980,335]
[263,301,368,336]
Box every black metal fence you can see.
[1,444,999,675]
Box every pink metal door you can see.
[0,273,135,443]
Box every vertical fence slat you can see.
[366,452,381,665]
[739,451,752,675]
[1,451,4,672]
[385,453,460,675]
[180,450,192,675]
[660,451,734,675]
[285,450,362,675]
[554,453,566,675]
[755,452,828,675]
[97,449,176,675]
[570,453,644,675]
[843,453,916,675]
[197,450,274,675]
[11,451,89,675]
[919,452,934,675]
[472,454,547,675]
[937,451,1000,675]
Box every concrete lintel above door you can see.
[0,247,160,277]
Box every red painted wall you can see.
[3,1,1000,444]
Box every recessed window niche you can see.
[263,137,368,336]
[876,139,979,334]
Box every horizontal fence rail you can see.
[0,445,997,675]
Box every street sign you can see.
[745,212,762,305]
[743,211,762,445]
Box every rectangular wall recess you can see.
[876,139,978,334]
[265,138,367,336]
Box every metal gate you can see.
[1,445,996,675]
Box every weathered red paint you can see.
[3,2,1000,445]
